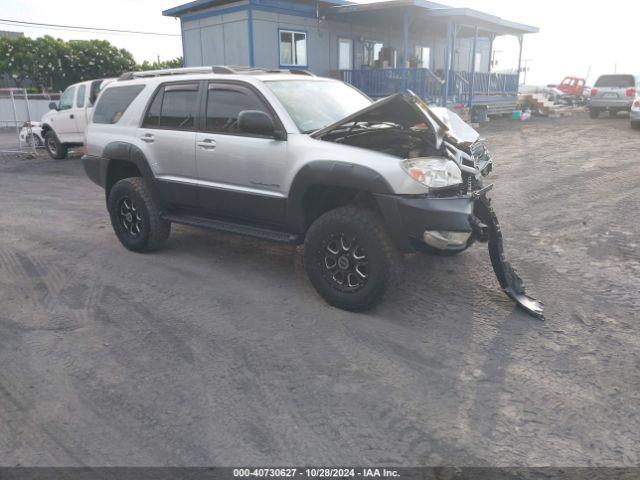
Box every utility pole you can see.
[522,58,533,85]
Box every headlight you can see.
[401,158,463,189]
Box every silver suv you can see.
[83,66,542,317]
[588,74,639,118]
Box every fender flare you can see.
[286,160,395,233]
[95,142,158,203]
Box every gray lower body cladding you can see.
[374,193,477,252]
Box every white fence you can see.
[0,92,61,128]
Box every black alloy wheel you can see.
[118,197,143,238]
[322,233,369,292]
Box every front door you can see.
[53,85,78,143]
[195,82,288,225]
[137,81,201,209]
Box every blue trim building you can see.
[163,0,538,109]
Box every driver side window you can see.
[205,83,270,134]
[59,86,76,111]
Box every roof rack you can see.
[118,66,315,81]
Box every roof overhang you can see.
[423,7,539,35]
[163,0,352,17]
[326,1,538,36]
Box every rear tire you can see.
[107,177,170,252]
[589,108,600,119]
[304,206,402,312]
[632,121,640,130]
[45,131,68,159]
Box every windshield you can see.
[265,80,372,133]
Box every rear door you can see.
[73,83,88,139]
[194,82,288,224]
[137,81,202,209]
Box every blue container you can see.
[512,111,522,120]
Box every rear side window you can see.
[595,75,635,88]
[142,83,199,130]
[76,85,86,108]
[93,85,145,124]
[205,83,271,133]
[89,79,104,106]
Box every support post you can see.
[487,33,495,95]
[442,20,453,107]
[401,10,409,92]
[247,2,255,67]
[516,35,524,88]
[468,25,478,108]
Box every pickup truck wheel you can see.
[45,131,68,159]
[107,177,170,252]
[632,121,640,130]
[304,206,401,312]
[588,108,600,119]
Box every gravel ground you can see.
[0,113,638,467]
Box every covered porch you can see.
[326,0,538,108]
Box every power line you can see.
[0,18,180,37]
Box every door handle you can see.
[70,114,74,119]
[140,134,155,143]
[197,138,216,150]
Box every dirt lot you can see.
[0,113,639,467]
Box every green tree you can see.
[0,36,137,91]
[137,56,184,71]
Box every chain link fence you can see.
[0,89,61,157]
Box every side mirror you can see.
[238,110,276,137]
[49,101,58,111]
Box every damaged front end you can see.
[312,92,544,319]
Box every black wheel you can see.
[304,206,401,312]
[45,131,68,159]
[632,121,640,130]
[107,177,170,252]
[589,108,600,119]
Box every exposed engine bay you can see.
[314,94,492,195]
[312,93,544,319]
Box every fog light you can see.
[423,230,471,249]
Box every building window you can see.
[338,38,353,70]
[279,30,307,67]
[475,53,482,71]
[415,46,431,68]
[363,41,383,67]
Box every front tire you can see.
[45,131,68,159]
[304,206,401,312]
[589,108,600,119]
[632,121,640,130]
[107,177,170,252]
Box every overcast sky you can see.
[1,0,638,85]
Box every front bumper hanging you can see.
[474,195,544,319]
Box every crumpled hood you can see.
[311,92,480,149]
[428,107,480,145]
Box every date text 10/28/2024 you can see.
[233,468,400,478]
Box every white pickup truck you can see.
[41,78,114,159]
